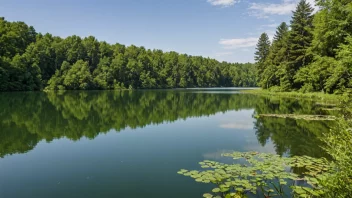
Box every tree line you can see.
[255,0,352,94]
[0,17,256,91]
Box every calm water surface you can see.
[0,90,333,198]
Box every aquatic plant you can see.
[257,114,336,121]
[318,94,352,197]
[178,152,332,198]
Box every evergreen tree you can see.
[273,22,289,42]
[254,33,271,84]
[287,0,314,90]
[254,0,352,94]
[296,0,352,93]
[261,23,289,89]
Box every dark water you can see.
[0,90,334,198]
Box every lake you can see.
[0,90,334,198]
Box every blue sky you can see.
[0,0,316,63]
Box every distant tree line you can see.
[0,17,256,91]
[255,0,352,93]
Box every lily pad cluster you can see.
[178,152,332,198]
[257,114,336,121]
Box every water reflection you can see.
[0,90,333,158]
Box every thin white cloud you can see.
[219,37,258,49]
[266,30,276,41]
[306,0,318,10]
[207,0,239,7]
[249,0,318,18]
[249,1,296,18]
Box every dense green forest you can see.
[0,17,256,91]
[255,0,352,94]
[0,90,332,158]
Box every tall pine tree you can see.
[297,0,352,93]
[261,22,289,89]
[287,0,314,90]
[254,33,271,85]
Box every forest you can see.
[255,0,352,94]
[2,0,352,93]
[0,17,256,91]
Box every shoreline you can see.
[240,89,343,103]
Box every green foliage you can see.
[257,1,314,91]
[0,17,36,58]
[243,91,352,197]
[9,54,42,91]
[288,0,314,67]
[257,114,335,121]
[321,120,352,197]
[93,57,114,89]
[0,57,11,91]
[319,95,352,197]
[324,36,352,93]
[286,0,314,90]
[47,60,94,90]
[254,33,271,84]
[311,0,352,58]
[261,23,289,89]
[295,56,337,93]
[298,83,314,93]
[244,89,342,103]
[178,152,331,198]
[63,60,92,90]
[23,33,60,83]
[296,35,352,94]
[256,0,352,93]
[0,17,256,91]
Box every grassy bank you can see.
[241,89,343,104]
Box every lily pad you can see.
[258,114,336,121]
[212,188,220,193]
